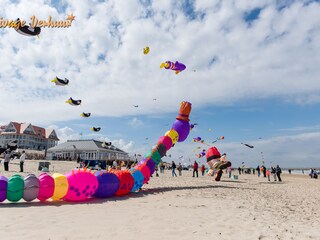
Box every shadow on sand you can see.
[0,183,254,208]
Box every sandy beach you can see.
[0,160,319,240]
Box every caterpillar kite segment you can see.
[0,102,192,203]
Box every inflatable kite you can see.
[160,61,186,74]
[212,136,225,143]
[196,149,206,158]
[80,112,91,118]
[190,123,198,130]
[0,101,192,203]
[0,140,18,155]
[241,143,254,148]
[143,46,150,54]
[206,146,231,181]
[90,127,101,132]
[65,97,81,106]
[15,18,41,37]
[101,142,112,147]
[51,77,69,86]
[193,137,202,142]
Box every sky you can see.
[1,0,320,168]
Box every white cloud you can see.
[49,125,80,143]
[128,117,143,128]
[0,0,319,124]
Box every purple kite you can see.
[160,61,186,74]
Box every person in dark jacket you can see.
[171,161,177,177]
[276,165,282,182]
[271,166,277,181]
[256,165,260,177]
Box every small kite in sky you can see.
[153,98,157,101]
[80,112,91,117]
[65,97,81,106]
[143,46,150,54]
[241,143,254,148]
[196,149,206,158]
[190,123,198,130]
[51,77,69,86]
[15,18,41,37]
[193,137,202,142]
[133,105,139,108]
[90,127,101,132]
[160,61,186,74]
[212,136,225,143]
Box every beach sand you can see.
[0,160,319,240]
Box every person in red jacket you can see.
[193,161,199,177]
[201,164,206,176]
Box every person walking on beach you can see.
[19,150,26,172]
[271,166,277,181]
[201,164,205,176]
[261,165,266,178]
[276,165,282,182]
[309,168,314,178]
[227,166,232,178]
[3,150,11,171]
[177,163,183,176]
[256,165,260,177]
[160,162,165,173]
[171,161,177,177]
[266,169,270,181]
[193,161,199,177]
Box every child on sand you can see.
[266,169,270,181]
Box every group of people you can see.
[2,150,26,172]
[309,168,318,179]
[236,164,283,182]
[170,161,206,177]
[269,165,282,182]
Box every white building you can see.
[46,139,129,163]
[0,122,59,150]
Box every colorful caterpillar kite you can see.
[0,101,192,203]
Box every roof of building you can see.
[0,122,59,140]
[47,139,128,154]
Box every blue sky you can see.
[1,0,320,168]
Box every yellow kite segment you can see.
[165,129,179,145]
[51,173,69,201]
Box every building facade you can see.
[0,122,59,150]
[46,139,129,162]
